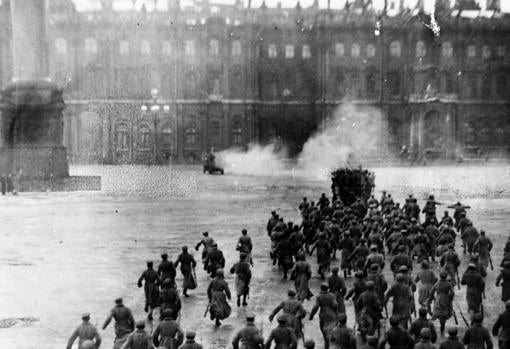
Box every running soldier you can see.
[357,281,382,342]
[410,308,437,344]
[237,229,254,266]
[152,309,184,349]
[276,236,294,280]
[473,231,493,271]
[329,314,356,349]
[309,283,338,349]
[439,328,463,349]
[414,328,434,349]
[461,263,485,315]
[439,245,460,287]
[367,264,388,305]
[138,261,160,320]
[492,301,510,349]
[230,253,252,307]
[121,321,153,349]
[232,313,264,349]
[206,269,231,327]
[66,313,102,349]
[269,290,306,341]
[174,246,197,297]
[290,253,313,302]
[158,253,176,287]
[309,233,332,279]
[265,316,297,349]
[384,274,414,329]
[377,316,414,349]
[461,221,479,256]
[180,332,203,349]
[462,313,493,349]
[159,279,181,320]
[496,261,510,302]
[195,232,214,269]
[328,267,347,314]
[414,261,438,312]
[102,298,135,349]
[428,271,454,335]
[204,243,225,277]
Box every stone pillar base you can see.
[1,145,69,179]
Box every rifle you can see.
[456,303,469,327]
[384,304,389,319]
[452,308,459,325]
[203,300,211,318]
[489,254,494,270]
[456,270,461,290]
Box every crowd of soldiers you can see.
[66,188,510,349]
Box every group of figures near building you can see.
[66,170,510,349]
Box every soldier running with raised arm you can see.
[269,289,306,341]
[232,313,264,349]
[230,252,252,307]
[309,283,338,349]
[66,313,102,349]
[102,298,135,349]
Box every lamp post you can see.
[141,88,171,164]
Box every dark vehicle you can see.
[202,152,224,175]
[331,167,374,212]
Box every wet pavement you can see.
[0,164,509,348]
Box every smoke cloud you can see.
[217,104,385,178]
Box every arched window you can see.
[285,44,295,59]
[115,122,130,151]
[136,124,151,150]
[366,44,376,58]
[55,38,67,55]
[119,40,130,55]
[185,122,197,145]
[162,40,172,56]
[389,40,401,58]
[416,41,426,58]
[232,40,242,56]
[481,75,492,98]
[441,42,453,58]
[351,43,360,57]
[496,76,507,98]
[84,37,98,54]
[268,44,277,58]
[482,45,491,59]
[302,45,311,59]
[467,45,476,58]
[366,70,377,95]
[335,43,345,57]
[209,39,219,56]
[141,40,151,55]
[232,119,243,145]
[161,124,174,150]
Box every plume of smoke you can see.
[296,104,385,179]
[216,142,288,176]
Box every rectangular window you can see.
[268,44,277,58]
[387,71,401,96]
[335,43,344,57]
[185,40,195,57]
[285,45,295,59]
[141,41,151,55]
[232,40,242,56]
[302,45,311,59]
[162,40,172,56]
[119,40,129,55]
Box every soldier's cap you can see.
[338,313,347,324]
[420,328,431,339]
[367,336,379,345]
[355,271,364,279]
[366,281,375,288]
[136,320,145,329]
[242,229,247,234]
[370,245,378,251]
[81,340,95,349]
[398,245,406,251]
[203,231,209,236]
[418,308,428,317]
[399,265,408,272]
[506,300,510,309]
[271,211,276,215]
[389,316,400,326]
[471,253,479,260]
[360,238,366,243]
[115,298,123,304]
[410,218,417,222]
[332,266,339,273]
[146,260,153,266]
[215,269,224,276]
[246,312,255,321]
[81,312,90,319]
[161,253,168,258]
[240,253,247,259]
[303,339,315,349]
[371,263,379,271]
[468,263,476,269]
[480,230,485,235]
[163,278,172,286]
[277,315,288,323]
[186,331,196,339]
[162,309,174,318]
[447,327,458,336]
[448,245,455,250]
[439,270,448,279]
[421,261,429,268]
[212,242,218,247]
[288,289,296,297]
[473,313,483,323]
[320,283,329,290]
[396,273,405,282]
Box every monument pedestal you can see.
[0,80,100,191]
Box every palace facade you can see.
[0,0,509,164]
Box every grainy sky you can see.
[71,0,509,13]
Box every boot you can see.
[237,297,241,307]
[242,295,248,306]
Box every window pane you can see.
[335,43,344,57]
